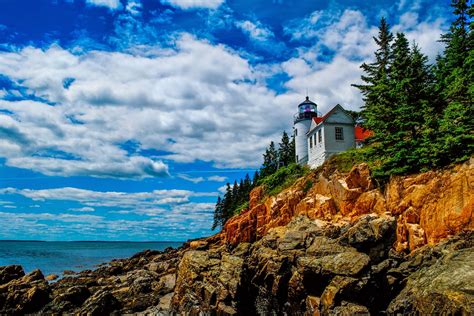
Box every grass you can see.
[233,201,249,215]
[257,163,310,197]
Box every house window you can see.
[335,127,344,140]
[314,134,317,146]
[296,155,299,162]
[295,129,298,136]
[309,135,313,148]
[318,129,322,143]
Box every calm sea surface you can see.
[0,241,183,277]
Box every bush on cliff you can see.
[257,163,309,197]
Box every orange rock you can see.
[222,158,473,251]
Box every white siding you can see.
[306,106,356,169]
[307,125,326,168]
[323,123,355,155]
[294,119,312,165]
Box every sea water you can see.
[0,241,183,277]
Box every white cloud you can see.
[86,0,122,10]
[161,0,224,10]
[0,186,218,240]
[0,34,292,177]
[235,20,274,41]
[178,174,205,183]
[280,7,448,112]
[125,0,142,15]
[207,175,226,182]
[217,184,227,194]
[70,206,95,212]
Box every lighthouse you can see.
[293,96,318,165]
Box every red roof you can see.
[355,125,372,141]
[313,116,323,124]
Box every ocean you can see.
[0,241,183,277]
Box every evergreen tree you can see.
[243,173,252,198]
[352,17,394,149]
[221,183,233,225]
[290,133,296,164]
[433,0,474,166]
[278,131,293,167]
[379,33,415,174]
[261,141,278,177]
[231,180,239,212]
[238,178,245,205]
[212,196,223,230]
[253,170,260,186]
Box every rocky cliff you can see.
[0,159,472,315]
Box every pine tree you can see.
[261,141,278,177]
[212,196,223,230]
[238,179,245,205]
[290,134,296,164]
[379,33,414,174]
[433,0,474,166]
[253,170,260,186]
[352,17,394,149]
[278,131,293,167]
[231,180,239,212]
[221,183,233,225]
[384,36,437,174]
[243,173,252,199]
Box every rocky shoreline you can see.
[0,160,472,315]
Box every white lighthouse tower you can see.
[294,96,318,165]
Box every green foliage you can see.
[278,131,295,167]
[325,147,371,174]
[212,130,298,230]
[258,163,309,197]
[353,4,473,178]
[233,201,249,216]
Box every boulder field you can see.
[0,159,472,315]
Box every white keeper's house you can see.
[293,97,370,168]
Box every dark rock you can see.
[80,290,120,316]
[387,247,474,315]
[0,265,24,285]
[330,301,370,315]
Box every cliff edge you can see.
[0,159,472,315]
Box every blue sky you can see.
[0,0,452,241]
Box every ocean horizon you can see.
[0,240,183,277]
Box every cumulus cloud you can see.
[235,20,274,41]
[0,34,293,177]
[0,187,216,209]
[161,0,224,10]
[0,210,211,241]
[0,7,448,179]
[86,0,122,10]
[0,185,218,240]
[280,7,447,112]
[125,0,142,15]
